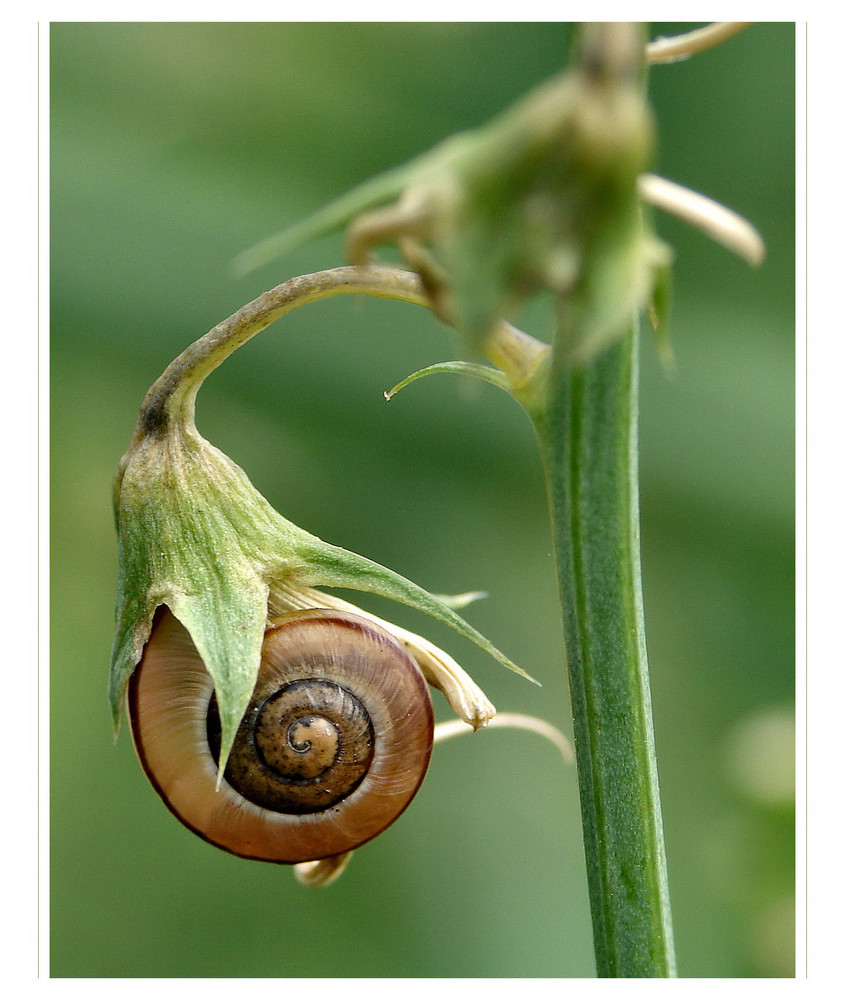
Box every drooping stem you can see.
[531,323,676,977]
[135,267,429,439]
[132,265,547,445]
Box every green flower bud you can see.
[110,267,534,783]
[236,23,670,368]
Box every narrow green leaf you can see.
[384,360,512,401]
[300,538,539,686]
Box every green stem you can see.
[531,324,675,977]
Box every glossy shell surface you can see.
[129,607,435,863]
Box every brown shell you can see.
[128,607,435,864]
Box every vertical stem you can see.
[532,325,675,977]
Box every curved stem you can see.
[646,22,751,64]
[135,266,429,439]
[433,712,574,763]
[532,324,676,977]
[131,265,548,445]
[639,173,765,266]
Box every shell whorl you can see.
[128,606,435,864]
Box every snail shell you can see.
[128,606,435,864]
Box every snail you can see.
[110,267,572,886]
[128,605,435,866]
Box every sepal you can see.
[111,417,534,773]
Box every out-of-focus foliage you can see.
[50,22,794,977]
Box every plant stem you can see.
[132,264,548,442]
[531,323,676,977]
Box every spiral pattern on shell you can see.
[128,606,435,864]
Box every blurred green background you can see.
[50,22,795,977]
